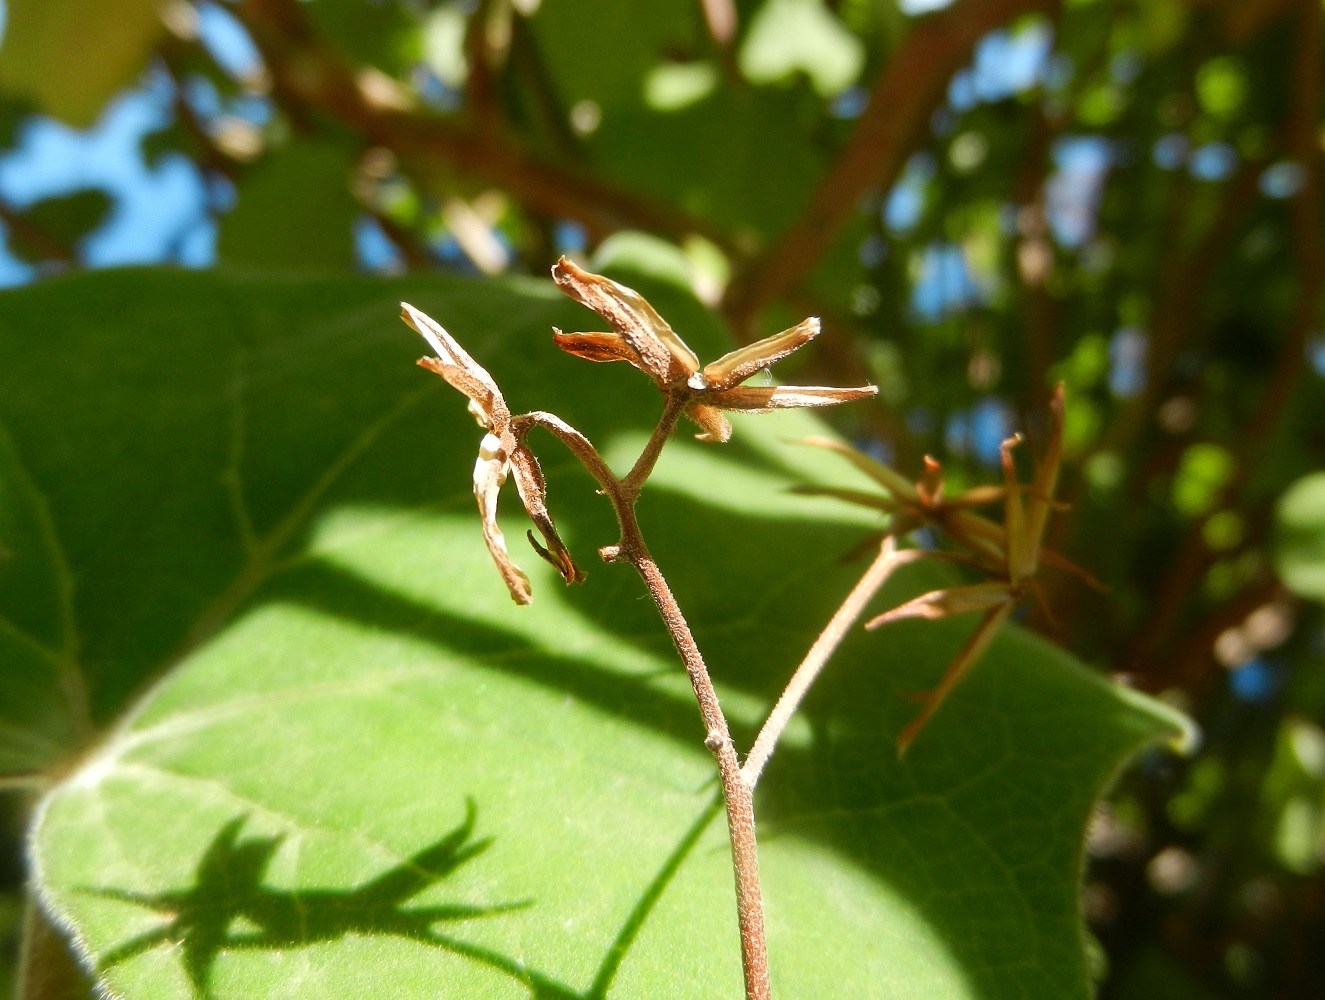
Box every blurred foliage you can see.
[0,0,1323,997]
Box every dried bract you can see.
[804,384,1093,753]
[402,303,583,604]
[551,258,877,443]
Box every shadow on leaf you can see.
[84,792,722,1000]
[85,800,587,999]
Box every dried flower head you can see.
[550,257,877,443]
[402,303,583,605]
[804,384,1098,753]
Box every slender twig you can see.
[744,537,922,787]
[631,553,769,1000]
[621,391,689,497]
[519,402,770,1000]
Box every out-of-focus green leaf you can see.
[0,0,165,127]
[643,62,719,112]
[217,139,359,271]
[1274,473,1325,602]
[528,1,695,116]
[739,0,865,97]
[0,423,83,775]
[1196,56,1247,121]
[4,189,113,264]
[588,86,824,237]
[303,0,423,75]
[5,270,1188,999]
[1171,443,1235,518]
[525,0,829,239]
[1262,719,1325,874]
[422,2,469,89]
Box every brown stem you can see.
[744,537,920,787]
[1093,158,1261,464]
[519,404,770,1000]
[621,390,689,497]
[721,0,1060,329]
[632,553,769,1000]
[236,0,734,251]
[1116,3,1321,678]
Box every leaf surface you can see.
[0,0,166,126]
[3,269,1191,999]
[1274,472,1325,603]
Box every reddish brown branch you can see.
[721,0,1061,330]
[235,0,733,250]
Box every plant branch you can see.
[1115,5,1320,678]
[744,537,922,787]
[0,198,77,267]
[629,552,769,1000]
[621,390,689,497]
[721,0,1060,330]
[519,403,770,1000]
[235,0,735,251]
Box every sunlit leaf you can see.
[0,270,1190,999]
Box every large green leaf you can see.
[3,269,1189,999]
[0,0,166,127]
[525,0,825,238]
[1274,472,1325,603]
[216,140,359,272]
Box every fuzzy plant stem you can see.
[522,405,771,1000]
[632,553,769,1000]
[743,537,920,787]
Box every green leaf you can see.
[0,0,166,127]
[303,0,423,76]
[5,189,113,264]
[217,140,359,271]
[526,0,823,238]
[739,0,866,97]
[1274,472,1325,602]
[6,269,1189,999]
[528,2,696,117]
[0,423,83,774]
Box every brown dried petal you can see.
[683,403,733,444]
[939,509,1010,572]
[1023,382,1065,561]
[416,357,501,429]
[701,317,820,390]
[916,456,944,507]
[473,431,533,605]
[1000,433,1033,584]
[550,329,643,367]
[943,484,1007,510]
[405,303,512,430]
[509,442,585,586]
[402,304,499,393]
[865,580,1012,629]
[551,257,699,386]
[790,485,903,514]
[709,384,878,412]
[896,601,1015,755]
[800,436,919,501]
